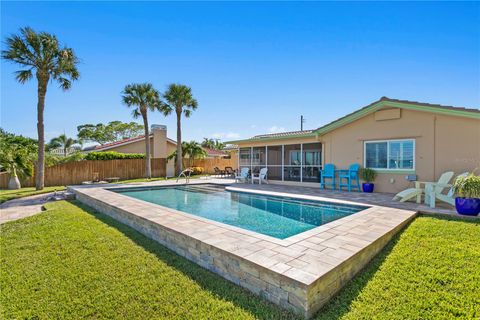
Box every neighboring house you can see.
[83,125,177,177]
[49,146,81,157]
[227,97,480,193]
[203,147,228,159]
[83,124,228,177]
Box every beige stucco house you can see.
[227,97,480,193]
[84,125,228,177]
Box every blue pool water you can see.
[115,184,368,239]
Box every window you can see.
[364,139,415,170]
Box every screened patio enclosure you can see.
[238,143,322,183]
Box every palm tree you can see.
[0,143,34,189]
[213,139,226,150]
[201,138,216,149]
[122,83,161,179]
[2,27,79,190]
[167,141,206,168]
[182,141,207,167]
[160,84,198,175]
[202,138,225,150]
[47,134,79,156]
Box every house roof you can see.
[203,147,227,157]
[314,97,480,136]
[226,97,480,144]
[83,135,227,157]
[84,134,177,152]
[251,130,315,139]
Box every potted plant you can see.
[453,173,480,216]
[360,168,377,193]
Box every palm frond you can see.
[132,109,141,119]
[122,83,162,120]
[14,69,33,84]
[57,77,71,90]
[163,83,198,118]
[2,27,80,90]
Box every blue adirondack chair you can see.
[320,163,336,190]
[338,163,361,192]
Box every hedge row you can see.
[84,151,145,161]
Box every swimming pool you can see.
[115,184,368,239]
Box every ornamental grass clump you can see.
[453,173,480,199]
[360,168,377,183]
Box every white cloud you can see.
[268,126,286,133]
[211,132,241,140]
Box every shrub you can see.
[360,168,377,183]
[453,173,480,199]
[190,166,204,175]
[85,151,145,161]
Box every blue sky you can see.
[1,1,479,143]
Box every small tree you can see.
[183,141,207,167]
[47,134,80,156]
[201,138,225,150]
[0,144,33,189]
[201,138,216,149]
[122,83,161,178]
[160,84,198,175]
[2,27,80,190]
[167,141,206,168]
[77,121,144,144]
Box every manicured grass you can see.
[0,201,294,320]
[0,186,66,204]
[1,201,479,319]
[316,214,480,319]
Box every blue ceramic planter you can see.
[455,197,480,216]
[362,183,374,193]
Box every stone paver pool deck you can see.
[70,180,416,318]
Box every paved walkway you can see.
[0,192,57,224]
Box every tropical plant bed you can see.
[1,201,479,319]
[0,186,66,204]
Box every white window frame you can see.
[363,138,415,171]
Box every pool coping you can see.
[70,180,417,318]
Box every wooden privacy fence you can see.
[0,158,166,188]
[191,158,237,174]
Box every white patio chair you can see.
[424,172,469,208]
[393,171,454,204]
[235,167,250,183]
[252,168,268,184]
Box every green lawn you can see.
[0,186,66,204]
[1,201,479,319]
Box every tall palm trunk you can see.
[176,110,182,175]
[141,109,151,179]
[36,72,48,190]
